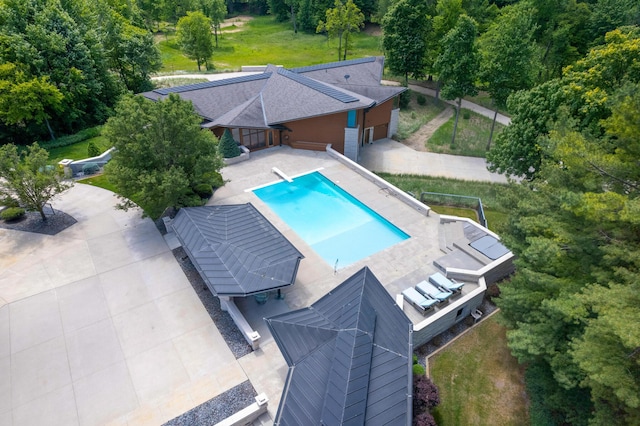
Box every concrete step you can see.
[438,224,451,254]
[444,222,465,251]
[252,412,273,426]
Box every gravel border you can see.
[172,246,253,359]
[163,380,257,426]
[415,297,498,358]
[0,209,77,235]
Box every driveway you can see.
[0,184,247,426]
[359,138,511,183]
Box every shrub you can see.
[218,129,241,158]
[87,141,101,158]
[413,412,437,426]
[414,374,440,412]
[0,196,19,208]
[193,183,213,199]
[39,126,102,150]
[463,110,471,119]
[417,94,427,105]
[82,162,100,175]
[400,90,411,109]
[413,363,426,376]
[1,207,26,221]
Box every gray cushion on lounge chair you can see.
[416,280,453,302]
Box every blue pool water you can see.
[253,172,409,268]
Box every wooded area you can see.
[1,0,639,424]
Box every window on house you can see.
[241,129,266,149]
[347,110,356,128]
[456,308,464,318]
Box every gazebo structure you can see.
[171,203,304,298]
[266,267,414,425]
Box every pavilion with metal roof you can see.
[265,267,413,425]
[171,203,304,297]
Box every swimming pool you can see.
[253,171,409,268]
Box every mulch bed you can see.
[0,209,77,235]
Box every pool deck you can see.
[210,145,480,327]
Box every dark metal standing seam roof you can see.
[266,267,413,426]
[171,204,304,297]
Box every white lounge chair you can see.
[429,272,465,293]
[416,280,453,303]
[402,287,438,315]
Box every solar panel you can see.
[278,68,359,103]
[290,56,376,74]
[154,73,271,95]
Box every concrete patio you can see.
[0,184,249,426]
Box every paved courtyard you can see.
[0,185,249,426]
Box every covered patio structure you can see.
[171,203,304,348]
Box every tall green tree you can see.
[478,1,538,149]
[103,94,223,218]
[382,0,431,85]
[317,0,364,61]
[0,63,64,140]
[488,28,640,179]
[433,14,479,146]
[176,11,214,71]
[200,0,227,47]
[100,5,162,93]
[0,0,121,140]
[0,143,72,221]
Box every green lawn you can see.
[430,314,529,426]
[78,174,117,193]
[426,110,503,158]
[396,93,448,140]
[378,173,511,231]
[157,16,383,73]
[47,135,110,164]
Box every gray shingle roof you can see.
[141,57,396,129]
[171,204,304,297]
[266,267,413,426]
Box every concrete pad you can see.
[0,261,54,304]
[65,318,124,382]
[11,336,71,407]
[138,252,190,299]
[0,355,10,414]
[10,290,63,354]
[112,302,171,358]
[99,263,153,316]
[41,239,96,288]
[73,361,138,426]
[172,324,238,381]
[12,384,79,426]
[155,288,211,339]
[0,305,9,359]
[86,232,133,274]
[0,410,11,426]
[126,341,190,405]
[57,276,110,333]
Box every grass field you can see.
[377,173,511,231]
[429,205,478,222]
[78,174,117,193]
[430,314,529,426]
[47,136,110,164]
[157,16,383,73]
[396,93,447,140]
[426,110,503,158]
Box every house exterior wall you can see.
[364,99,394,141]
[283,112,349,154]
[411,289,485,347]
